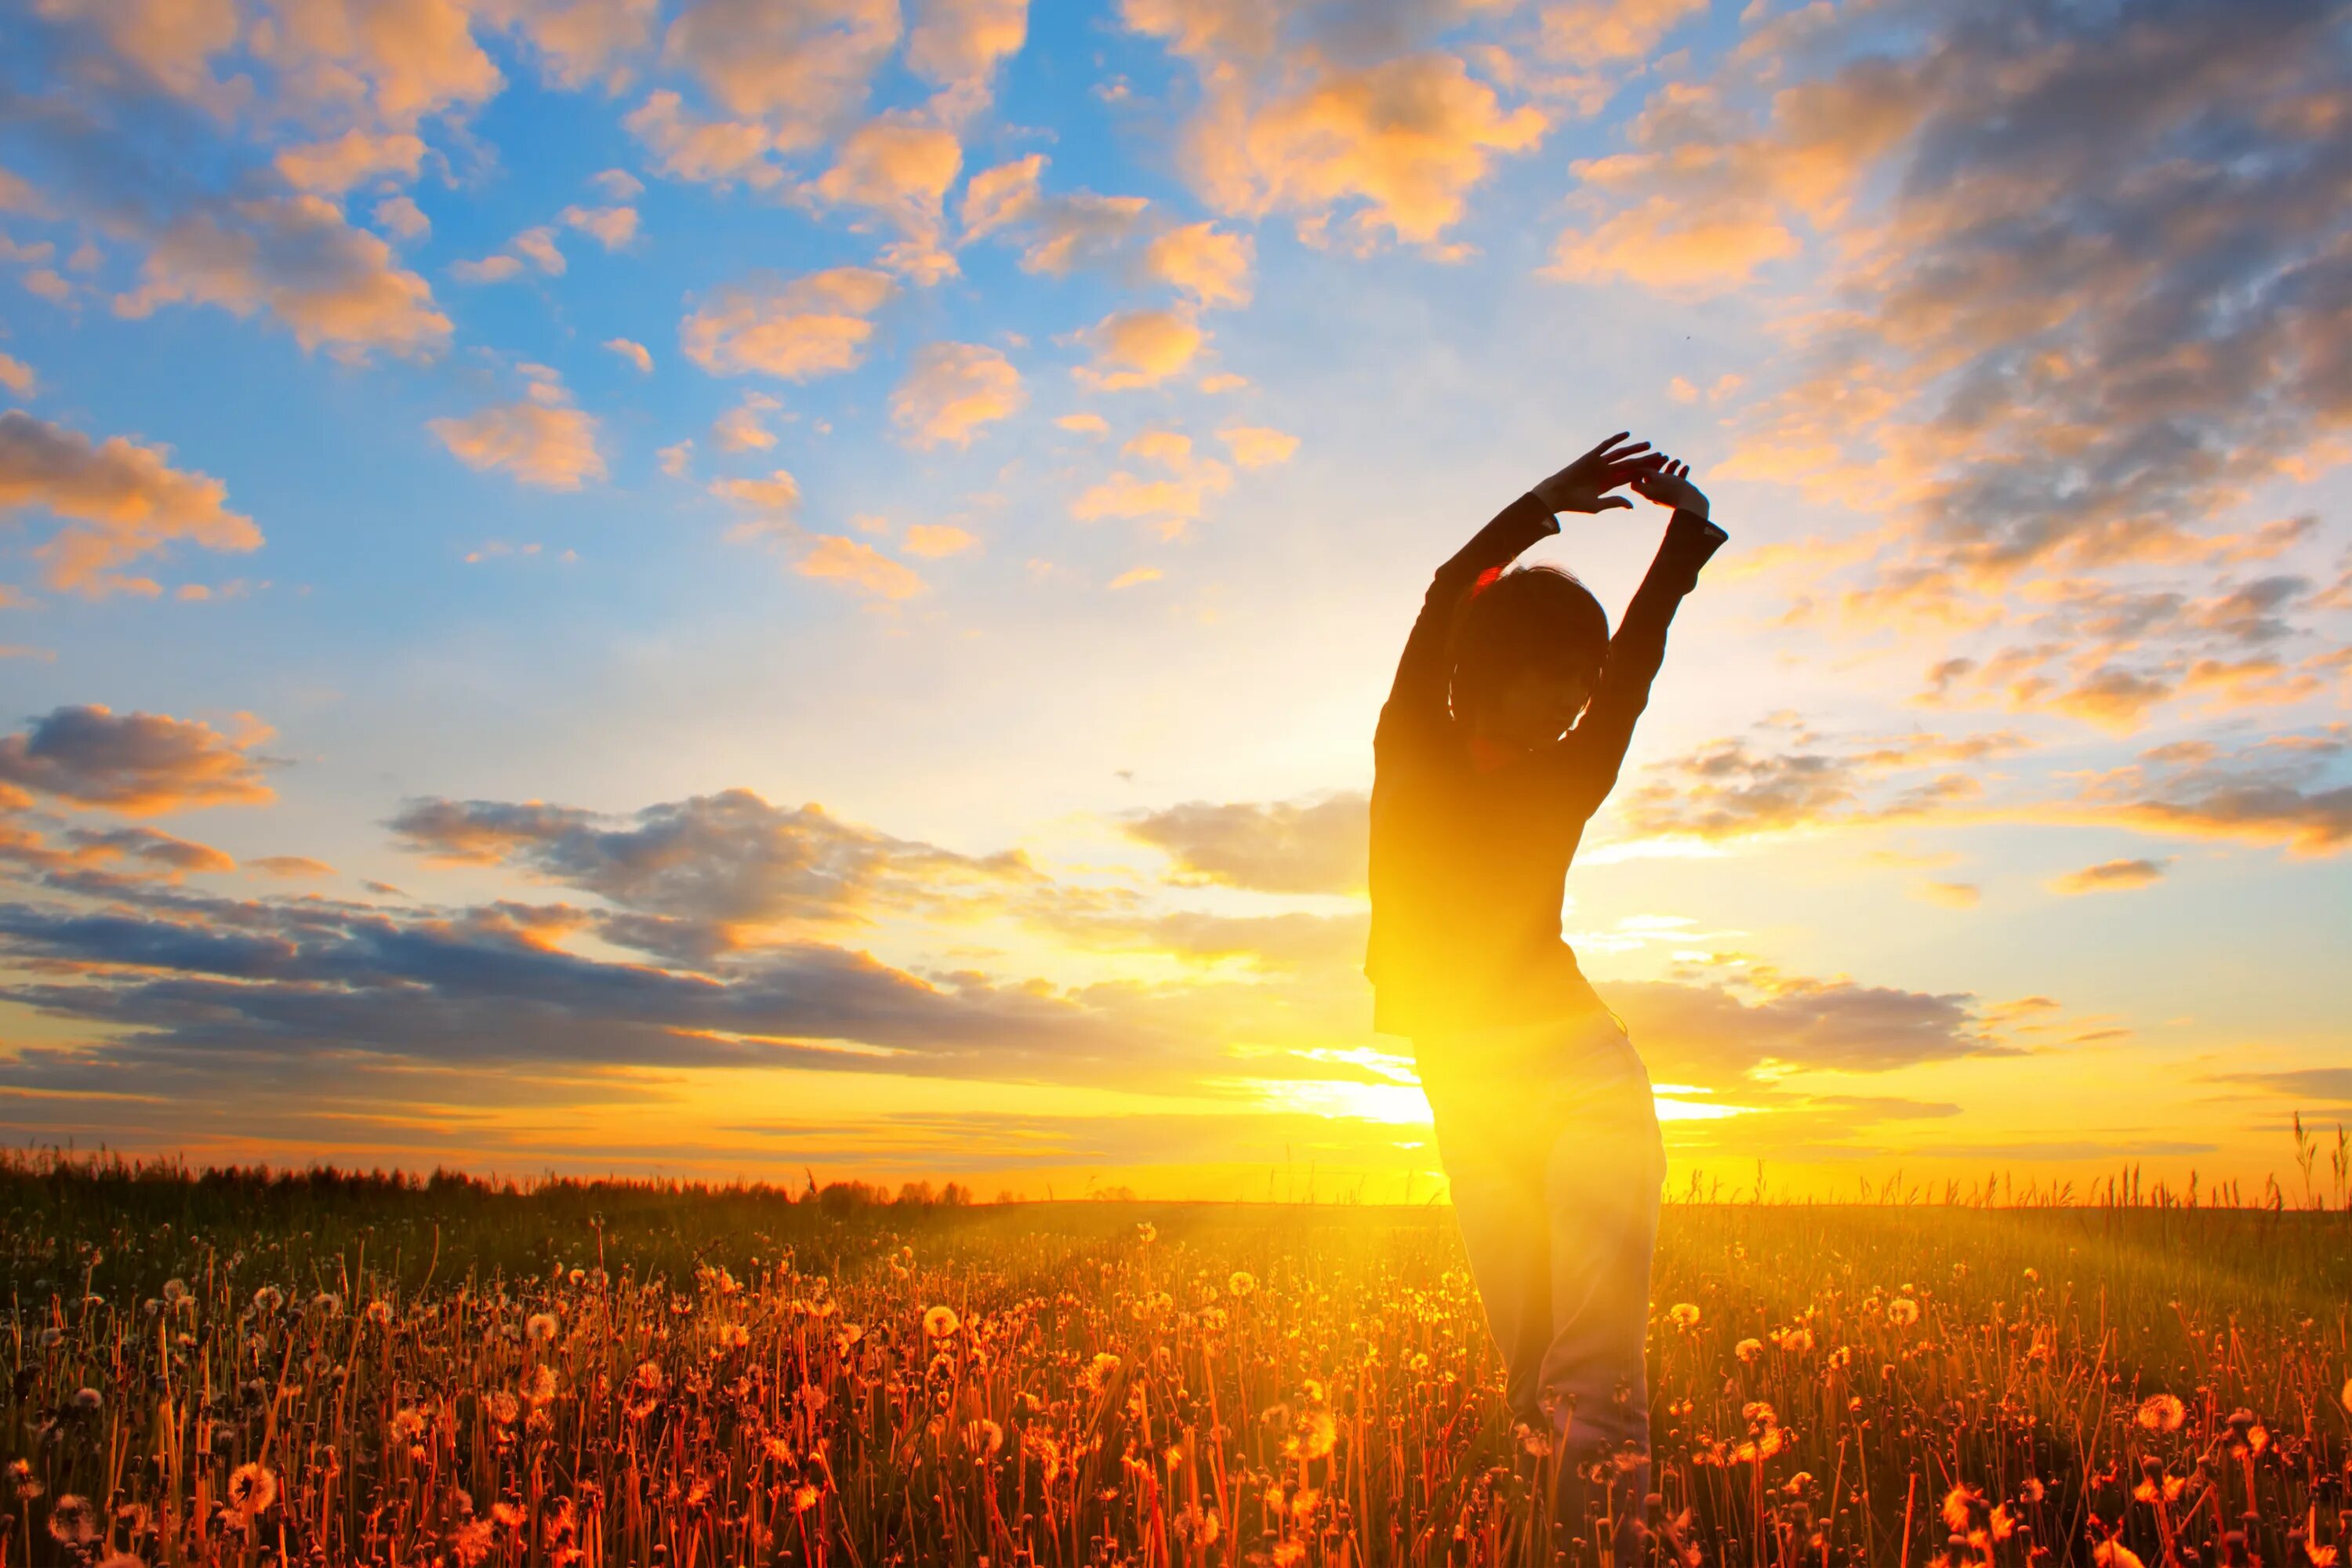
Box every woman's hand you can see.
[1532,433,1667,515]
[1631,456,1709,518]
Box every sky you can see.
[0,0,2347,1201]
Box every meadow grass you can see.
[3,1156,2347,1567]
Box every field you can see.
[2,1160,2347,1568]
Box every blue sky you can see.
[2,0,2347,1196]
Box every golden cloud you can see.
[660,0,899,143]
[891,341,1024,449]
[274,129,428,195]
[116,196,452,360]
[795,533,925,601]
[1076,308,1203,390]
[1218,425,1298,468]
[1144,220,1252,307]
[428,379,605,490]
[0,704,274,815]
[0,409,261,596]
[681,267,897,379]
[2046,858,2169,895]
[1142,31,1544,247]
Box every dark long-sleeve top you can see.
[1364,491,1727,1040]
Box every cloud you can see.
[906,0,1027,110]
[2203,1067,2352,1105]
[1538,0,1708,63]
[0,355,34,398]
[1218,425,1297,468]
[372,195,430,241]
[1056,412,1109,436]
[1610,966,2002,1083]
[273,129,428,195]
[252,0,504,129]
[1144,220,1252,307]
[623,91,786,187]
[510,225,565,273]
[428,371,604,490]
[1076,308,1203,390]
[1606,724,2035,845]
[114,196,452,359]
[0,409,262,596]
[2074,731,2352,856]
[681,267,896,379]
[708,467,801,520]
[1584,0,2352,661]
[31,0,241,104]
[249,854,336,878]
[959,154,1044,240]
[1107,565,1160,590]
[2046,857,2169,895]
[1070,428,1233,537]
[1126,5,1548,248]
[901,523,975,557]
[1121,792,1368,895]
[659,0,901,145]
[794,534,926,600]
[387,788,1029,931]
[890,341,1023,448]
[481,0,661,89]
[711,392,782,452]
[452,254,525,284]
[1907,572,2335,735]
[604,336,654,372]
[560,203,640,249]
[0,704,274,815]
[811,114,963,281]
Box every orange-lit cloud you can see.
[255,0,504,129]
[1127,3,1547,248]
[116,197,452,359]
[902,523,976,558]
[1145,221,1252,307]
[811,114,964,283]
[2046,858,2169,895]
[1070,428,1233,536]
[796,534,926,600]
[1218,425,1297,468]
[1121,792,1367,895]
[1606,723,2035,845]
[2073,732,2352,857]
[0,704,274,815]
[274,129,428,194]
[660,0,899,143]
[891,341,1024,448]
[681,267,897,379]
[561,203,640,249]
[711,392,782,452]
[624,92,786,187]
[906,0,1027,108]
[428,374,604,490]
[1076,308,1203,390]
[0,410,262,596]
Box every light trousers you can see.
[1417,1009,1667,1560]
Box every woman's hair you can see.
[1449,564,1610,719]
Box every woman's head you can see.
[1450,564,1610,750]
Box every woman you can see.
[1364,433,1726,1562]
